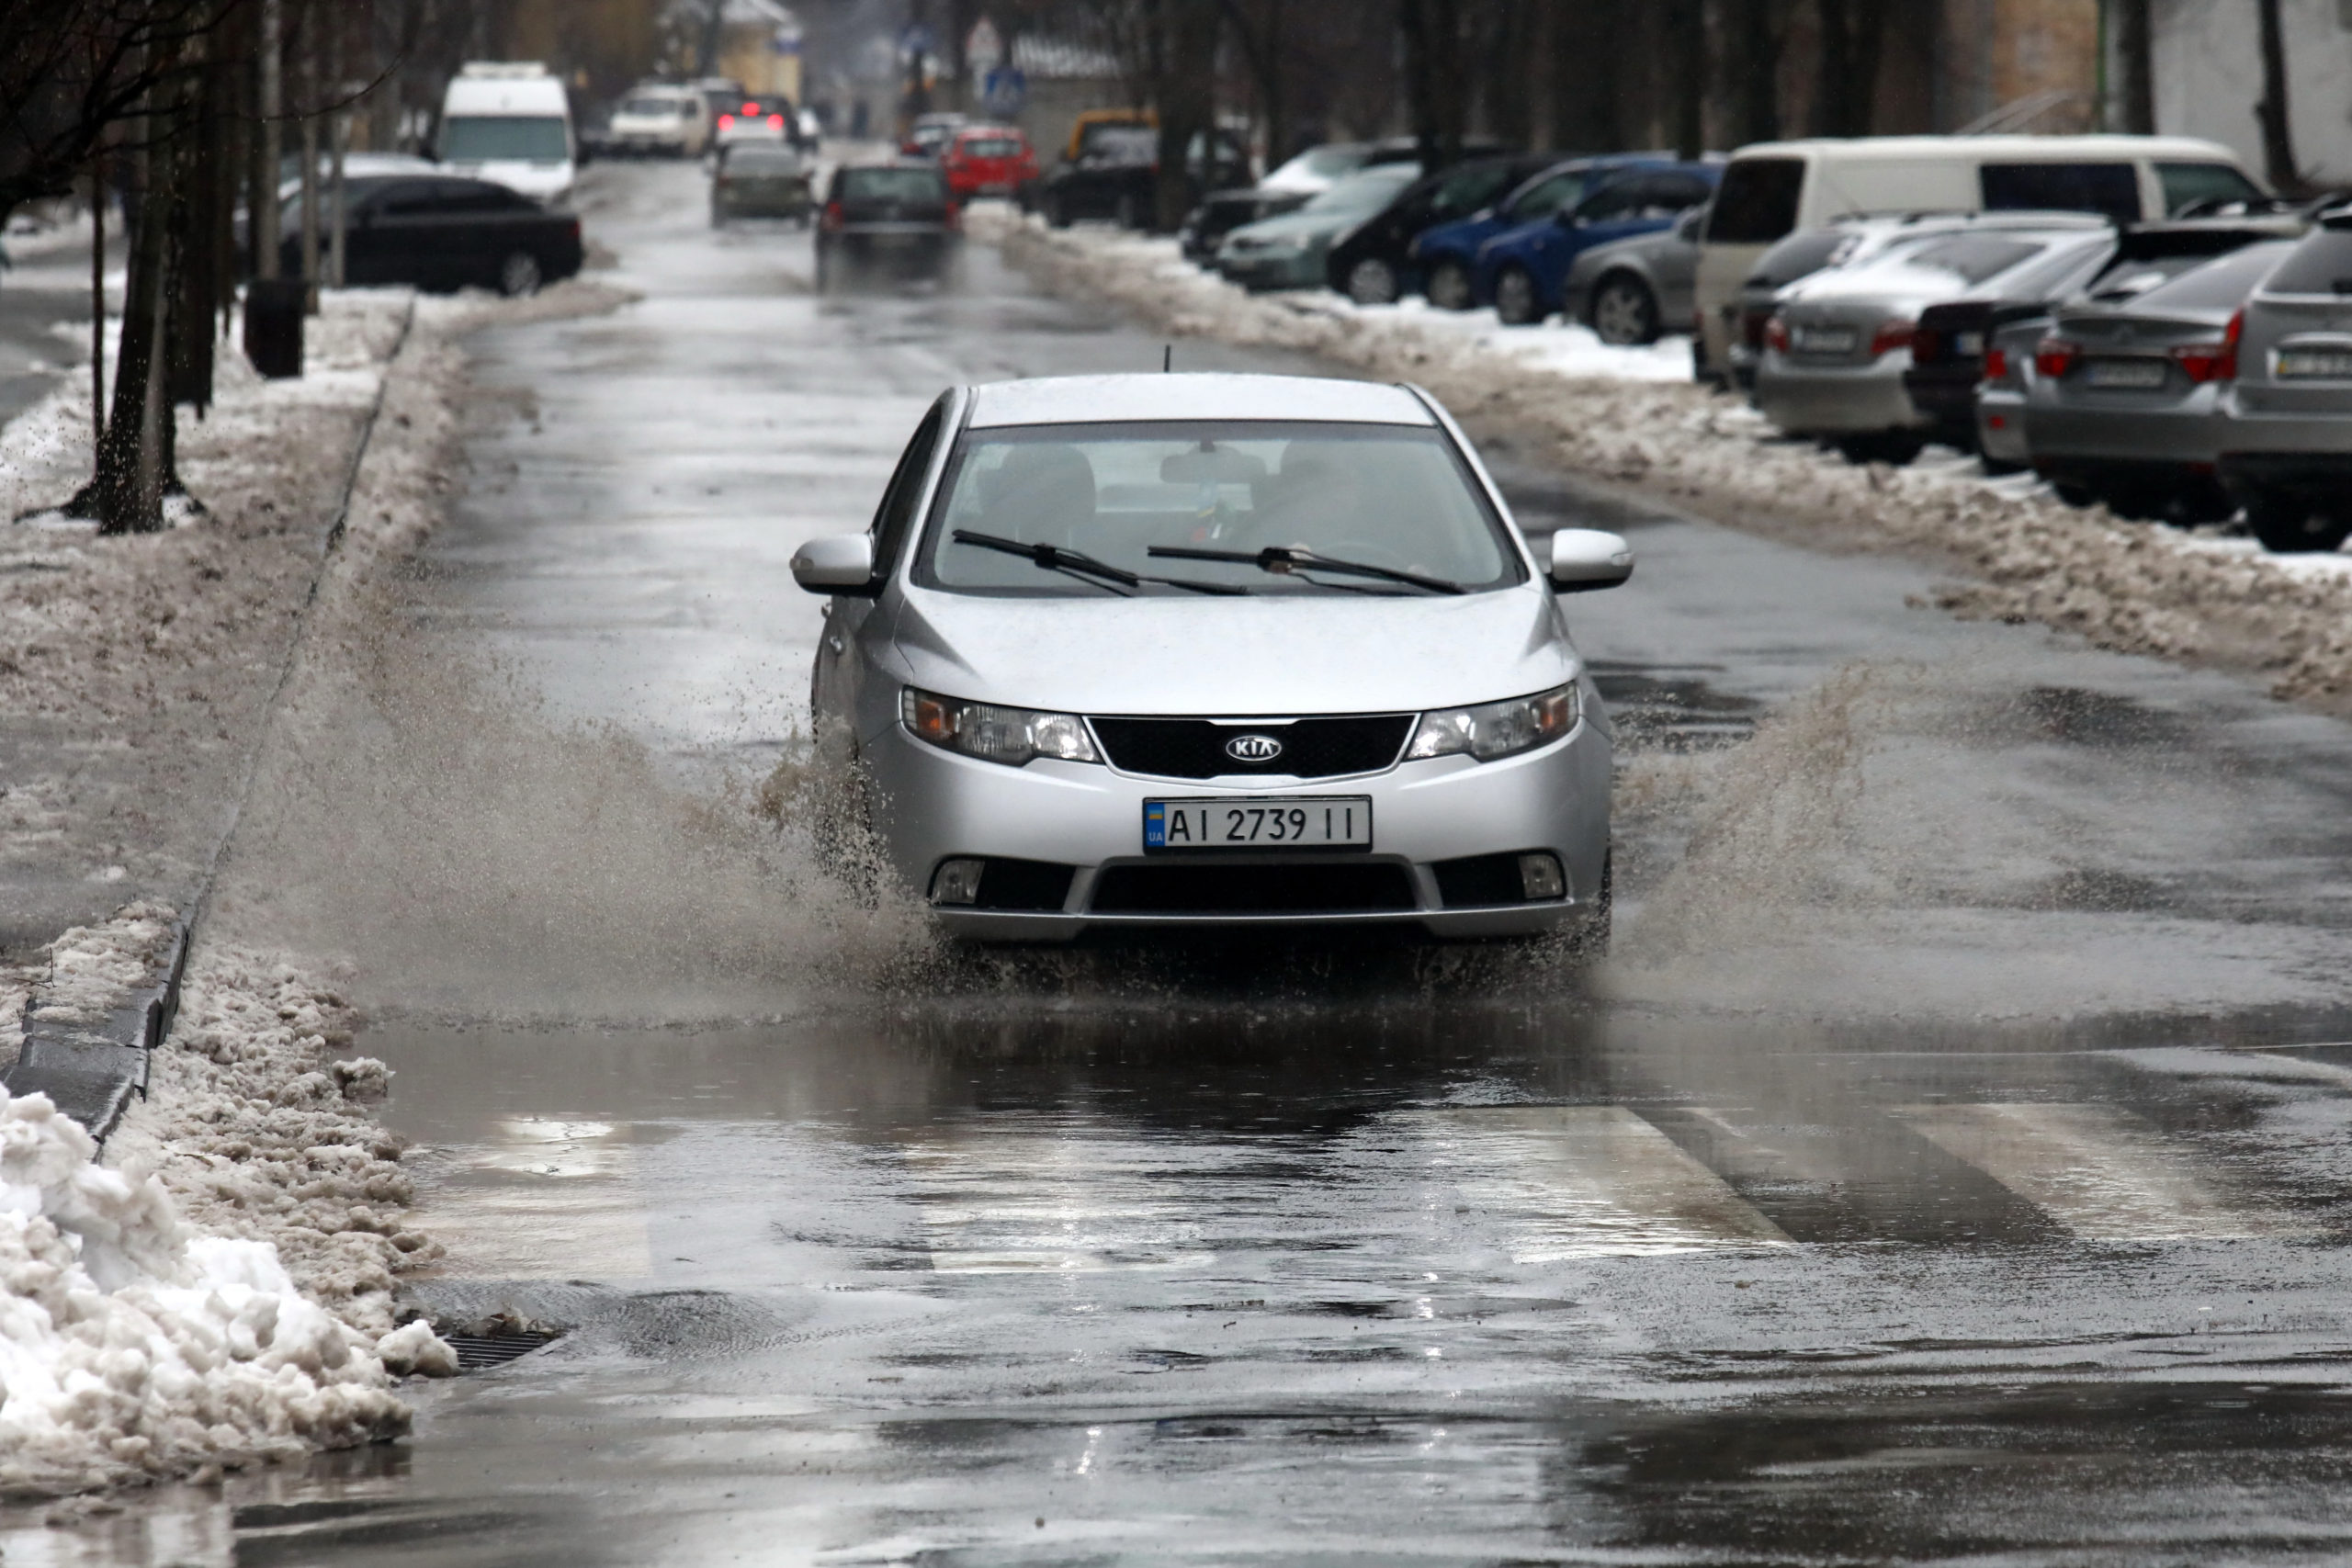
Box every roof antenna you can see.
[1162,343,1172,373]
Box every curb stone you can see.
[1,294,418,1146]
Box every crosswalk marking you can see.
[1894,1102,2310,1242]
[1420,1106,1792,1259]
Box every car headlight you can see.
[1406,682,1579,761]
[902,687,1100,767]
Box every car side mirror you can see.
[791,533,878,594]
[1555,209,1582,229]
[1546,528,1634,592]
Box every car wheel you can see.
[2245,491,2352,552]
[1589,274,1659,345]
[1345,255,1399,306]
[497,250,542,298]
[1046,192,1071,229]
[2052,480,2098,509]
[1114,190,1141,230]
[1494,266,1544,326]
[1426,258,1473,311]
[1834,432,1925,466]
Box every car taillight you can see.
[1871,317,1916,358]
[769,114,784,128]
[822,200,843,231]
[1983,345,2008,382]
[742,102,757,116]
[2172,340,2235,383]
[2034,337,2080,378]
[1764,315,1789,355]
[567,217,581,240]
[1912,327,1942,363]
[718,114,733,129]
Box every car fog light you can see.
[931,858,986,906]
[1517,852,1566,901]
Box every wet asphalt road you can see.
[26,161,2352,1564]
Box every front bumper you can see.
[1216,249,1322,292]
[1754,355,1923,436]
[864,718,1612,942]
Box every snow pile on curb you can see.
[0,910,456,1499]
[24,900,175,1032]
[982,212,2352,708]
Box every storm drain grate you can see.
[444,1328,563,1371]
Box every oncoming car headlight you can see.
[1406,682,1579,762]
[901,687,1100,767]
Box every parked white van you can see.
[440,62,575,206]
[606,83,710,158]
[1694,135,2264,381]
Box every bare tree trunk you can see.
[1554,0,1629,152]
[1812,0,1885,137]
[1669,0,1705,157]
[256,0,281,279]
[2112,0,2153,133]
[328,3,346,291]
[1400,0,1467,169]
[92,89,175,533]
[89,161,106,454]
[2255,0,2299,192]
[1726,0,1782,144]
[1154,0,1220,231]
[300,0,320,312]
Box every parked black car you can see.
[711,143,813,226]
[816,163,960,290]
[1323,152,1559,304]
[1040,126,1251,231]
[277,175,582,296]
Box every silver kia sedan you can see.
[790,373,1632,944]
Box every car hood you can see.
[890,584,1573,716]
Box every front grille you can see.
[1091,863,1418,915]
[1090,715,1414,781]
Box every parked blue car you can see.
[1407,154,1670,310]
[1475,162,1720,325]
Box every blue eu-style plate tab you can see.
[1143,801,1167,849]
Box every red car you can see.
[941,125,1039,200]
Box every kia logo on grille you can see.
[1225,733,1284,764]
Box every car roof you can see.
[966,374,1435,430]
[1728,134,2245,162]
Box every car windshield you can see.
[1302,166,1418,216]
[840,167,944,203]
[725,146,800,172]
[1875,233,2051,287]
[2262,228,2352,297]
[961,137,1023,158]
[917,421,1521,597]
[1273,146,1367,183]
[440,116,568,163]
[1090,128,1159,163]
[620,96,684,118]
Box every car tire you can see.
[1589,274,1659,345]
[1426,258,1474,311]
[497,250,542,299]
[1834,432,1925,466]
[1345,255,1399,306]
[2245,490,2352,553]
[1114,191,1141,230]
[1494,265,1544,326]
[1046,192,1071,229]
[2052,480,2098,508]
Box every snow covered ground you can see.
[976,209,2352,711]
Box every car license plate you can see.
[2086,358,2168,389]
[1956,332,1984,355]
[2277,348,2352,379]
[1144,796,1371,852]
[1792,325,1857,355]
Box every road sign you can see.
[981,64,1026,117]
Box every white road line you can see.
[1419,1106,1791,1259]
[413,1116,654,1279]
[1894,1102,2311,1242]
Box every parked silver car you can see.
[1757,215,2110,463]
[1216,164,1419,292]
[2021,239,2297,521]
[2219,209,2352,551]
[790,373,1632,943]
[1561,206,1705,345]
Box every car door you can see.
[356,180,456,288]
[336,181,401,285]
[816,395,952,747]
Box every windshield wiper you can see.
[1147,542,1468,595]
[953,530,1248,596]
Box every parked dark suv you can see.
[1039,127,1250,231]
[278,175,582,296]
